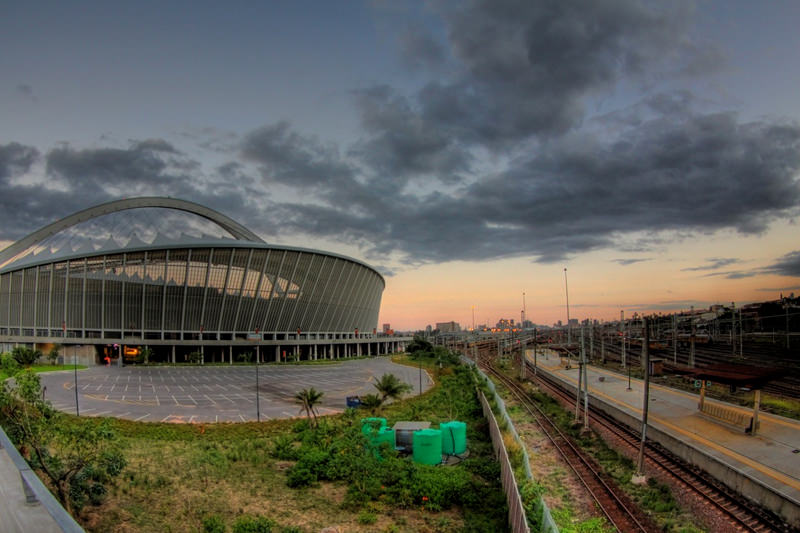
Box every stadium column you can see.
[171,345,176,364]
[275,345,279,362]
[229,345,233,365]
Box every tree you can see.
[406,336,433,355]
[47,345,61,365]
[11,346,42,366]
[359,393,384,414]
[294,387,324,428]
[0,369,126,513]
[138,346,153,364]
[373,373,412,403]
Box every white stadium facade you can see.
[0,198,407,364]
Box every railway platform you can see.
[527,350,800,528]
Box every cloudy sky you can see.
[2,0,800,330]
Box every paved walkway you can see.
[0,447,63,533]
[528,350,800,515]
[39,357,432,423]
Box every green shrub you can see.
[270,435,299,460]
[232,515,276,533]
[357,510,377,524]
[11,346,41,366]
[1,352,20,376]
[202,514,226,533]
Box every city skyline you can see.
[2,1,800,330]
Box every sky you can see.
[2,0,800,331]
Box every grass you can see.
[511,373,705,532]
[59,361,507,533]
[1,363,87,380]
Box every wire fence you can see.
[463,355,559,533]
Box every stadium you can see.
[0,198,404,364]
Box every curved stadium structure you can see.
[0,198,403,364]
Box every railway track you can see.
[481,361,659,532]
[524,360,798,533]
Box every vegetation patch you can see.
[2,347,508,532]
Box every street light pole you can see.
[73,348,79,416]
[564,268,571,345]
[255,356,261,422]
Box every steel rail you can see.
[530,362,796,533]
[481,359,655,533]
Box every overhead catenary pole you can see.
[575,326,583,422]
[673,313,678,364]
[620,310,626,369]
[635,317,651,479]
[731,302,736,357]
[739,307,744,358]
[689,306,696,368]
[582,326,589,429]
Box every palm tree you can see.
[373,373,412,403]
[294,387,324,427]
[359,393,384,414]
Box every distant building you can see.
[436,321,461,333]
[382,323,391,333]
[496,318,515,330]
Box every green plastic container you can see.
[440,421,467,455]
[361,417,387,435]
[377,426,396,448]
[412,429,442,465]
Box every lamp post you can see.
[73,348,79,416]
[564,268,571,345]
[255,355,261,422]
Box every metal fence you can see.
[463,354,559,533]
[480,390,531,533]
[0,424,85,533]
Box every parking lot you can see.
[39,357,432,423]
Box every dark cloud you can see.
[0,142,39,182]
[762,250,800,277]
[256,107,800,266]
[350,86,472,185]
[241,121,354,190]
[682,257,741,272]
[399,26,445,70]
[613,258,650,266]
[756,285,800,292]
[45,139,200,199]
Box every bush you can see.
[1,352,20,376]
[202,514,226,533]
[357,510,377,524]
[270,435,299,461]
[285,449,329,487]
[232,515,276,533]
[11,346,42,366]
